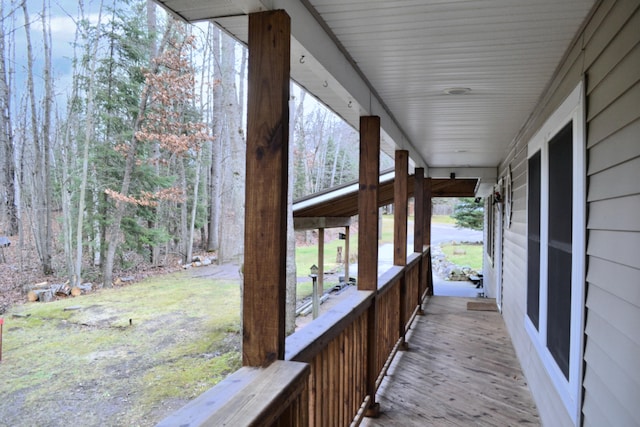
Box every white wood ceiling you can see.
[156,0,596,169]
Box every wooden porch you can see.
[363,297,540,426]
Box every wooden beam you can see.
[293,217,351,230]
[393,151,408,266]
[293,177,477,218]
[243,10,290,367]
[357,116,380,292]
[414,168,425,253]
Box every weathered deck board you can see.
[362,296,540,426]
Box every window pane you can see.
[547,122,573,379]
[527,151,541,329]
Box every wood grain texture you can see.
[157,361,309,427]
[413,168,425,253]
[243,10,290,367]
[358,116,380,291]
[362,297,540,427]
[293,177,477,218]
[394,150,409,266]
[424,177,432,247]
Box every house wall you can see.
[494,0,640,425]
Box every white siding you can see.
[498,0,640,425]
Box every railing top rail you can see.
[406,252,421,267]
[156,360,309,427]
[377,265,404,296]
[285,290,374,362]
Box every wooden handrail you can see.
[156,360,309,427]
[160,246,433,427]
[285,290,373,362]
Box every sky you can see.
[7,0,129,111]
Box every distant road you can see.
[431,223,483,245]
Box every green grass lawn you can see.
[432,214,456,225]
[0,273,241,426]
[439,243,484,270]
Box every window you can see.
[527,152,541,330]
[525,82,585,425]
[486,194,494,264]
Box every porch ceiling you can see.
[156,0,595,171]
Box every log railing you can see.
[158,246,433,427]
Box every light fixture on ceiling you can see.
[443,87,471,95]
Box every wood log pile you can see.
[182,255,214,269]
[25,281,93,303]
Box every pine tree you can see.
[451,198,484,230]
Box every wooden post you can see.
[358,116,380,417]
[424,177,432,247]
[414,168,425,254]
[425,178,433,296]
[357,116,380,291]
[394,151,410,350]
[318,228,324,296]
[414,169,426,314]
[344,225,350,283]
[243,10,290,367]
[393,150,408,266]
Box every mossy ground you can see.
[0,273,241,427]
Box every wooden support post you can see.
[318,228,324,296]
[414,169,426,314]
[393,150,408,266]
[358,116,380,292]
[394,151,409,350]
[414,168,425,254]
[344,225,350,283]
[358,116,380,417]
[243,10,290,367]
[425,178,433,296]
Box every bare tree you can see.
[73,0,104,286]
[206,24,222,252]
[22,0,53,274]
[217,32,245,264]
[0,0,18,236]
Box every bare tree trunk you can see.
[0,1,18,236]
[147,1,161,266]
[207,25,222,252]
[41,0,53,275]
[217,33,245,263]
[74,0,104,286]
[186,149,202,263]
[179,157,188,263]
[23,1,52,274]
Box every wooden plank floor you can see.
[362,297,540,426]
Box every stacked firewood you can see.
[25,281,93,302]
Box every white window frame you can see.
[525,81,586,425]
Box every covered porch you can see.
[150,0,598,425]
[363,297,539,426]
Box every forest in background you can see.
[0,0,388,293]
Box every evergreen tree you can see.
[451,198,484,230]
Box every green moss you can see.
[440,243,484,271]
[0,270,242,425]
[140,351,241,404]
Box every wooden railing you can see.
[157,246,433,427]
